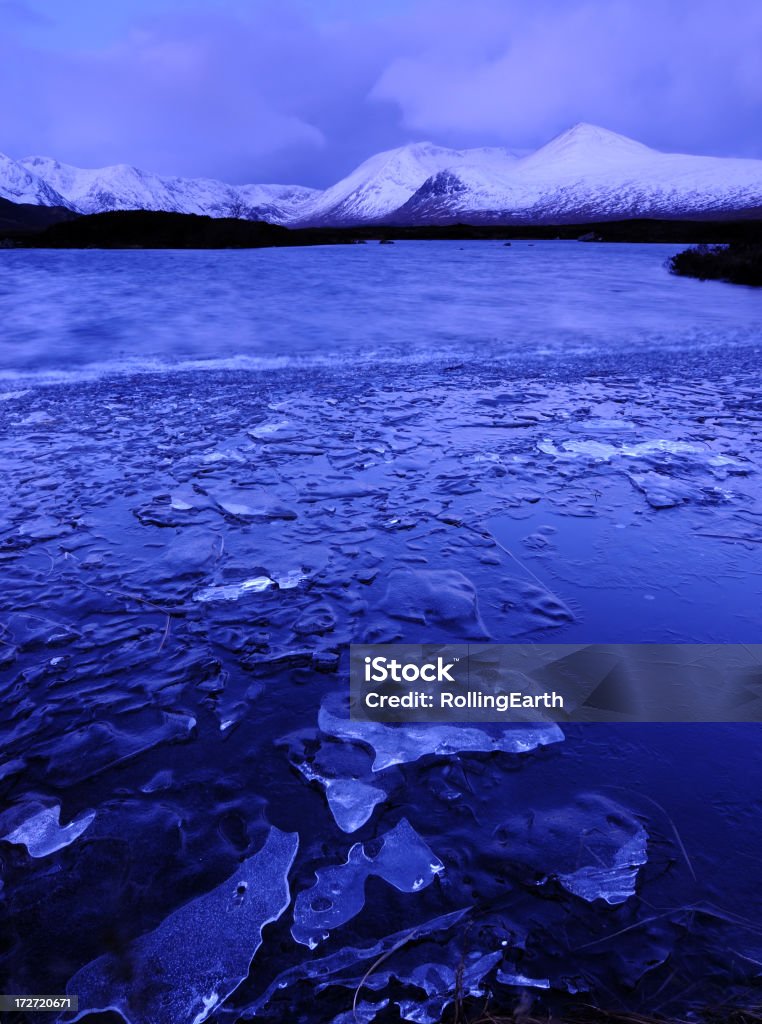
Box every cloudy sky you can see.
[2,0,761,185]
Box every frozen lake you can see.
[1,241,761,1022]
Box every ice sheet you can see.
[66,827,298,1024]
[319,694,564,772]
[1,802,95,857]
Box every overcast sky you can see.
[2,0,761,186]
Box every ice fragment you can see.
[292,819,443,947]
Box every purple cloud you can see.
[1,0,761,186]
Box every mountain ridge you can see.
[2,125,761,227]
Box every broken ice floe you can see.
[292,818,443,947]
[377,568,490,639]
[247,908,471,1018]
[193,576,274,602]
[495,794,648,906]
[558,828,648,905]
[1,802,96,858]
[496,969,550,989]
[66,827,298,1024]
[169,488,204,511]
[395,952,502,1024]
[627,471,730,510]
[536,434,746,511]
[193,569,307,603]
[345,951,503,1024]
[311,922,526,1024]
[35,709,196,785]
[299,762,385,833]
[213,487,297,521]
[248,419,291,438]
[140,769,174,794]
[318,694,564,772]
[324,780,385,834]
[537,438,707,461]
[201,449,245,464]
[331,1000,389,1024]
[285,734,385,833]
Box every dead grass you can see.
[452,1003,762,1024]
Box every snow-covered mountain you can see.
[295,141,522,226]
[20,155,319,222]
[392,124,762,224]
[2,125,762,227]
[0,152,318,223]
[0,152,70,208]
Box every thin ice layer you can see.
[496,794,648,906]
[496,968,551,989]
[395,952,502,1024]
[1,802,95,858]
[193,569,307,603]
[299,761,385,833]
[346,951,503,1024]
[247,908,471,1017]
[558,828,648,905]
[325,779,386,834]
[331,1000,389,1024]
[66,827,298,1024]
[319,695,564,772]
[292,818,443,947]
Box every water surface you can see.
[1,240,760,376]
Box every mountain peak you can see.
[23,155,63,169]
[397,140,439,154]
[376,141,452,168]
[566,122,626,139]
[0,151,71,207]
[528,123,652,165]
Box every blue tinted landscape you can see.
[1,241,761,1021]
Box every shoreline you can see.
[3,206,762,248]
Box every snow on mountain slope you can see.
[4,125,762,227]
[394,124,762,224]
[18,156,319,223]
[233,182,319,223]
[0,152,71,208]
[294,141,521,225]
